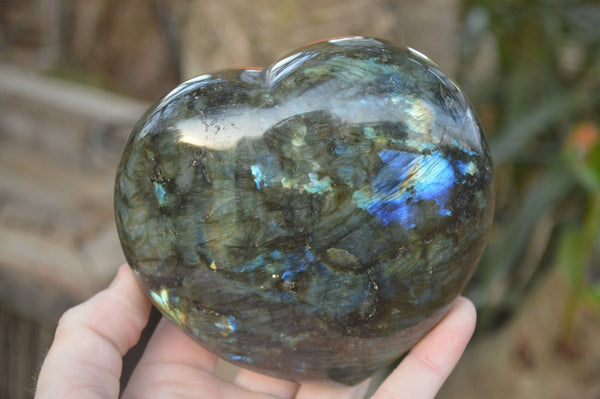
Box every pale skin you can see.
[35,264,476,399]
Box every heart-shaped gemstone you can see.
[115,36,493,385]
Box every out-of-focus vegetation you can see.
[457,0,600,338]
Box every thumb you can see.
[35,264,151,399]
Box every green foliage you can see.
[557,193,599,334]
[457,0,600,331]
[561,121,600,320]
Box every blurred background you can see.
[1,0,599,398]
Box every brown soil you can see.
[440,267,600,399]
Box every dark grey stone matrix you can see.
[115,37,493,385]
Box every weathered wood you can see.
[0,64,147,124]
[0,304,54,399]
[0,63,149,322]
[171,0,461,79]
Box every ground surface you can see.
[440,266,600,399]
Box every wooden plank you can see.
[0,65,146,321]
[0,64,148,125]
[0,304,55,399]
[0,227,95,321]
[0,144,125,320]
[0,149,114,240]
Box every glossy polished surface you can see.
[115,37,493,385]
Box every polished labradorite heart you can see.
[115,37,493,385]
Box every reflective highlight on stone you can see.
[115,37,494,385]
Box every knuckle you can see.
[56,305,82,330]
[372,386,401,399]
[412,351,445,379]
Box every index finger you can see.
[372,297,476,399]
[35,264,152,399]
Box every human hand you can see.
[35,264,476,399]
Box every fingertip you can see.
[56,263,151,354]
[108,263,129,288]
[372,297,477,399]
[451,296,477,337]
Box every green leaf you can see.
[556,226,586,289]
[490,91,594,164]
[479,162,574,287]
[586,284,600,309]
